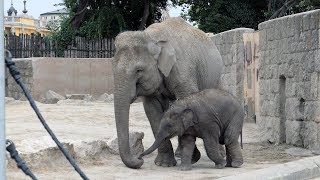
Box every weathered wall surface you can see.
[211,28,254,109]
[6,59,34,100]
[258,10,320,148]
[6,58,114,100]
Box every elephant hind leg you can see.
[203,124,226,168]
[225,141,243,168]
[224,110,244,168]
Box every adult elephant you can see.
[112,17,223,169]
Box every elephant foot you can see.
[231,160,243,168]
[175,145,201,164]
[226,155,232,167]
[180,165,192,171]
[175,146,182,158]
[191,146,201,164]
[215,160,226,169]
[215,163,226,169]
[155,152,177,167]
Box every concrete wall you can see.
[6,57,114,100]
[211,28,254,111]
[6,59,34,100]
[258,10,320,148]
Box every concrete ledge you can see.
[219,156,320,180]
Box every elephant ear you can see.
[151,41,176,77]
[181,109,198,130]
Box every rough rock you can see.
[98,93,114,103]
[5,97,15,104]
[285,147,313,157]
[66,94,90,100]
[57,99,94,106]
[73,140,109,158]
[83,94,95,102]
[42,90,65,104]
[107,132,144,155]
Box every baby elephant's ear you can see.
[181,109,198,129]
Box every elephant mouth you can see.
[131,96,138,104]
[137,83,156,96]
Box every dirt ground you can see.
[5,100,307,179]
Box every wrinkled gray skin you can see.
[112,17,223,169]
[139,89,244,171]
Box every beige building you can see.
[4,1,49,35]
[40,9,68,28]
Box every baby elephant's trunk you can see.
[139,134,168,159]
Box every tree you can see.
[267,0,320,19]
[172,0,267,33]
[61,0,168,38]
[172,0,320,33]
[50,0,168,56]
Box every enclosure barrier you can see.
[5,50,89,179]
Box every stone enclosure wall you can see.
[211,28,254,110]
[258,10,320,148]
[211,9,320,148]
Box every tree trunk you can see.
[139,0,150,30]
[71,0,89,29]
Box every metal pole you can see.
[0,0,6,179]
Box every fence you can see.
[4,33,115,58]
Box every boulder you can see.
[107,132,144,155]
[83,94,95,102]
[66,94,90,100]
[98,93,114,103]
[73,140,109,158]
[5,97,15,104]
[285,147,313,157]
[42,90,65,104]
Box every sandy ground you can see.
[5,100,306,179]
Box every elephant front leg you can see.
[203,127,226,168]
[143,96,177,167]
[175,137,201,164]
[180,135,196,171]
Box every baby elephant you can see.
[139,89,244,171]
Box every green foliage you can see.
[49,0,168,55]
[173,0,320,33]
[173,0,267,33]
[49,18,75,57]
[51,0,167,56]
[56,0,167,39]
[290,0,320,14]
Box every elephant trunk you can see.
[139,131,168,159]
[114,73,143,169]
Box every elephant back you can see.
[145,17,217,52]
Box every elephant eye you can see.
[166,124,172,129]
[136,68,143,75]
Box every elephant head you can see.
[112,31,177,168]
[139,107,198,159]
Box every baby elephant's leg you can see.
[225,140,243,168]
[225,113,244,168]
[203,129,226,168]
[180,135,196,171]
